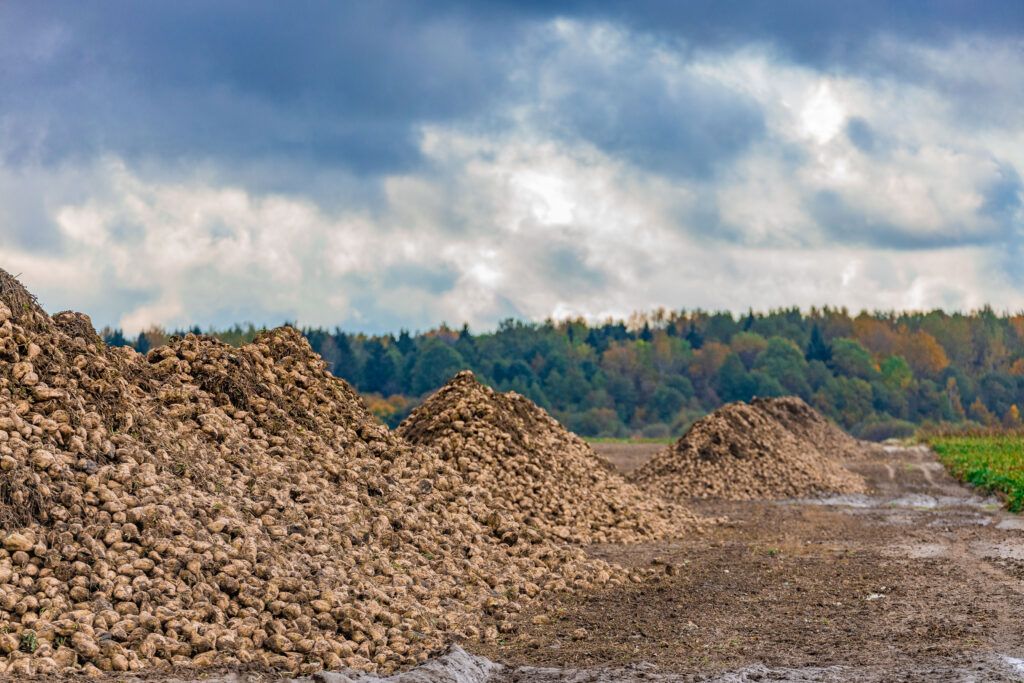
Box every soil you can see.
[589,442,664,474]
[474,444,1024,681]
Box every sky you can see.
[1,1,1023,334]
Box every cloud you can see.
[2,7,1024,331]
[524,21,765,179]
[0,2,527,178]
[543,1,1024,69]
[5,120,1024,335]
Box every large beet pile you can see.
[396,372,705,544]
[0,271,626,677]
[629,398,867,500]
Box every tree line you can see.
[101,307,1024,440]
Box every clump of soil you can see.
[397,371,706,544]
[0,270,631,677]
[629,398,866,500]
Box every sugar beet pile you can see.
[629,397,868,500]
[0,271,647,677]
[397,372,705,544]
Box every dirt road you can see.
[473,444,1024,681]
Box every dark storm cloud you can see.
[809,189,1016,251]
[0,1,526,176]
[4,1,1020,182]
[543,41,765,179]
[539,244,609,292]
[501,0,1024,67]
[980,164,1023,225]
[381,263,460,295]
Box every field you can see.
[930,435,1024,512]
[478,443,1024,681]
[588,440,667,474]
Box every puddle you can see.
[996,517,1024,531]
[1001,655,1024,676]
[882,444,930,454]
[279,646,1024,683]
[885,542,949,559]
[926,515,991,528]
[803,494,877,508]
[876,512,916,526]
[886,494,941,508]
[795,493,998,511]
[970,540,1024,560]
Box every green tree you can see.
[396,329,415,355]
[362,339,400,394]
[880,355,913,390]
[716,354,757,403]
[828,338,877,380]
[820,376,873,428]
[754,337,811,398]
[649,386,686,422]
[805,324,832,363]
[410,340,466,395]
[730,331,768,368]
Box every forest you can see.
[101,307,1024,440]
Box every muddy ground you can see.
[474,445,1024,681]
[590,441,664,474]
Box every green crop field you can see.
[930,435,1024,512]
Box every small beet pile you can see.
[0,270,631,677]
[397,371,705,544]
[629,397,867,500]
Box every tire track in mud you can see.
[474,445,1024,682]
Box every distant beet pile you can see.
[629,397,867,500]
[0,270,634,677]
[397,371,705,544]
[751,396,871,460]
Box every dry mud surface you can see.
[589,443,663,474]
[472,444,1024,682]
[145,445,1024,682]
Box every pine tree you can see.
[396,329,415,355]
[331,333,361,386]
[741,309,755,331]
[805,324,832,363]
[363,339,397,394]
[684,324,704,350]
[104,328,128,347]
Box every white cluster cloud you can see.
[1,20,1022,333]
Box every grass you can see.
[929,434,1024,512]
